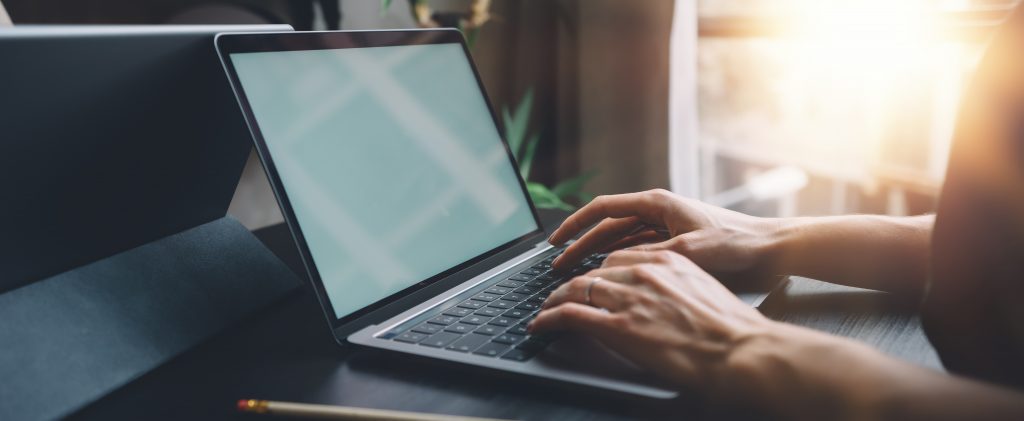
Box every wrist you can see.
[714,321,892,420]
[753,217,802,276]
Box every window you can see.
[674,0,1016,216]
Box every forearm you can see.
[766,215,933,296]
[717,322,1024,420]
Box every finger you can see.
[552,216,644,269]
[548,191,670,246]
[626,237,676,252]
[601,230,668,253]
[625,233,709,266]
[544,267,638,308]
[601,249,682,268]
[584,266,641,284]
[528,302,618,338]
[542,274,635,311]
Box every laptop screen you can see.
[229,42,539,320]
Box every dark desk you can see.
[69,212,942,421]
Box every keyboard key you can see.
[520,268,543,275]
[443,307,473,317]
[509,274,534,281]
[493,333,525,345]
[488,300,514,310]
[428,315,459,326]
[473,341,512,357]
[475,307,502,317]
[508,324,529,335]
[544,278,569,288]
[526,280,546,288]
[527,295,546,303]
[444,323,476,334]
[462,315,491,325]
[471,293,499,302]
[503,309,529,319]
[500,348,538,361]
[516,338,548,352]
[446,333,490,353]
[497,280,525,288]
[394,331,426,344]
[485,287,511,295]
[458,300,485,310]
[501,293,527,302]
[536,274,557,282]
[513,286,538,295]
[516,302,540,311]
[474,325,502,336]
[488,317,514,327]
[420,332,461,348]
[411,323,443,335]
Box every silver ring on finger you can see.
[585,277,604,306]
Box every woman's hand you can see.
[533,249,1024,420]
[530,249,773,392]
[548,189,781,284]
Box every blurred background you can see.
[3,0,1016,228]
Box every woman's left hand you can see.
[529,249,772,392]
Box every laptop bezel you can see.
[215,29,547,333]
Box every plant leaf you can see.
[519,133,539,180]
[527,182,575,211]
[551,170,597,197]
[502,107,523,159]
[504,89,533,160]
[465,27,480,49]
[380,0,393,16]
[512,89,533,146]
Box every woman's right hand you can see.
[549,189,782,284]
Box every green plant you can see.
[504,89,595,211]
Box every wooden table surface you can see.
[68,212,943,420]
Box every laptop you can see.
[215,29,767,399]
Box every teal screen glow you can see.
[230,43,537,319]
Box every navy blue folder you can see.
[0,25,299,420]
[0,217,299,421]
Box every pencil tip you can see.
[237,399,269,413]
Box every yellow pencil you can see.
[237,399,516,421]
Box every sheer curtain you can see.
[671,1,997,218]
[669,0,699,197]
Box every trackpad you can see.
[536,334,646,378]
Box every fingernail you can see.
[526,321,536,333]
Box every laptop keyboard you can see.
[391,250,606,361]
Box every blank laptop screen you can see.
[229,43,538,319]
